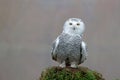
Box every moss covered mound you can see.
[40,66,105,80]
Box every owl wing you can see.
[51,37,59,61]
[80,41,88,63]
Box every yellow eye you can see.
[69,23,72,25]
[77,23,80,26]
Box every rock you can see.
[39,66,105,80]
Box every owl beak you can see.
[73,27,76,30]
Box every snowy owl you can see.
[51,18,88,68]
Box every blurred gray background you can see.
[0,0,120,80]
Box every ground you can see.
[39,66,105,80]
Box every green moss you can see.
[40,66,105,80]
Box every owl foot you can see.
[59,61,66,68]
[70,62,78,68]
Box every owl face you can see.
[63,18,85,35]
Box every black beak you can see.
[73,27,75,30]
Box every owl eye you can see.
[77,23,80,26]
[69,23,72,25]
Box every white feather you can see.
[80,41,88,63]
[81,41,88,56]
[53,37,59,55]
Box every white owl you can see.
[51,18,88,68]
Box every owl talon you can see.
[59,62,66,68]
[70,62,78,68]
[59,64,66,68]
[70,64,77,68]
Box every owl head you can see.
[63,18,85,35]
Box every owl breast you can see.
[55,33,82,64]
